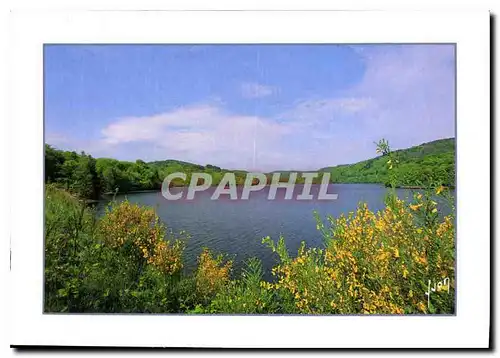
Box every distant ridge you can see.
[319,138,455,187]
[145,138,455,187]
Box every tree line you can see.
[45,137,455,200]
[45,144,254,200]
[45,145,161,200]
[44,145,332,200]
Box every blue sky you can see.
[45,44,455,171]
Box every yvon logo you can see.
[425,277,451,309]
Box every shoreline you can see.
[102,183,455,198]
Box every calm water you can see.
[98,184,454,277]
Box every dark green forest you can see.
[44,144,251,200]
[45,137,455,200]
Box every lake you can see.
[98,183,454,278]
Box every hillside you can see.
[319,138,455,187]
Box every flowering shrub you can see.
[261,237,336,314]
[262,189,455,314]
[195,248,232,301]
[98,200,185,276]
[99,201,163,256]
[148,239,185,276]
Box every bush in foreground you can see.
[257,193,454,315]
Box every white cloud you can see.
[99,104,292,170]
[96,96,376,170]
[240,82,276,98]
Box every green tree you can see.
[71,155,100,199]
[44,144,65,183]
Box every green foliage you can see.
[44,185,187,313]
[45,144,65,183]
[45,144,250,199]
[206,258,280,313]
[322,138,455,188]
[44,184,97,312]
[262,235,290,264]
[72,154,100,199]
[45,145,101,199]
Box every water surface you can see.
[98,184,454,277]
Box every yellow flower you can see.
[417,302,427,312]
[431,208,438,214]
[436,185,445,195]
[409,203,422,211]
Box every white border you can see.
[8,10,490,348]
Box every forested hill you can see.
[44,144,250,200]
[45,138,455,199]
[320,138,455,187]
